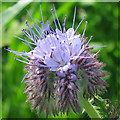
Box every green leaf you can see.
[79,93,101,119]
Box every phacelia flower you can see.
[5,5,107,117]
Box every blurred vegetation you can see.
[1,1,119,118]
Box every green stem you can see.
[79,94,101,119]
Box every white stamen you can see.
[74,16,85,34]
[63,15,67,33]
[81,21,88,42]
[92,45,107,48]
[40,5,44,24]
[53,4,62,31]
[21,72,30,83]
[14,58,29,64]
[85,36,93,46]
[72,6,76,29]
[51,9,58,29]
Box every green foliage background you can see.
[1,1,120,118]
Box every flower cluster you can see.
[5,5,107,117]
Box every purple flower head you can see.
[5,5,108,117]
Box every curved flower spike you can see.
[5,5,107,118]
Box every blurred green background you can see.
[1,1,119,118]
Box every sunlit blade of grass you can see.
[0,0,32,29]
[79,93,101,119]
